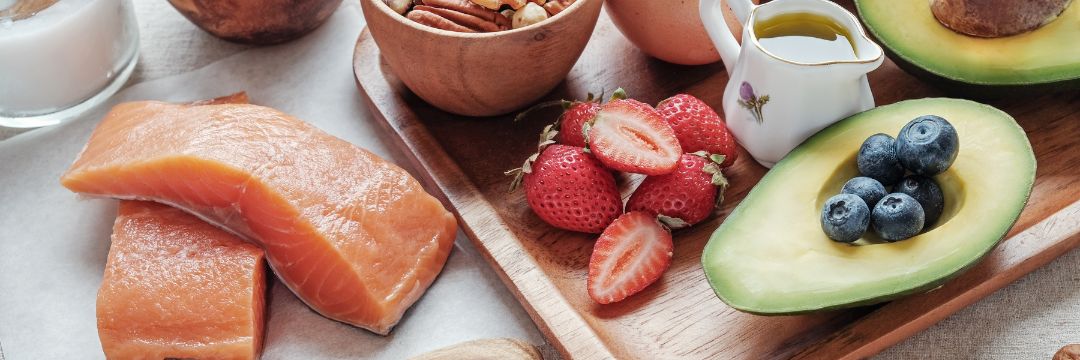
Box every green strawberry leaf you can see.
[610,88,628,101]
[712,171,729,208]
[692,152,725,166]
[657,214,691,229]
[538,124,558,148]
[700,160,729,208]
[506,126,556,192]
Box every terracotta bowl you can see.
[168,0,343,45]
[605,0,751,66]
[361,0,604,117]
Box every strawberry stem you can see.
[514,100,564,123]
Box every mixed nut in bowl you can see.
[361,0,603,116]
[385,0,578,32]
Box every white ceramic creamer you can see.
[699,0,883,167]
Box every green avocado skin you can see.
[876,33,1080,99]
[854,0,1080,98]
[701,98,1036,315]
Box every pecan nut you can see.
[407,9,477,32]
[472,0,528,11]
[407,0,511,32]
[399,0,573,32]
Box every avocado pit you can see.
[930,0,1073,37]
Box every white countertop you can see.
[1,1,1077,358]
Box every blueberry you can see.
[871,193,925,242]
[897,115,959,176]
[895,175,945,229]
[841,177,888,210]
[820,194,870,243]
[857,133,905,186]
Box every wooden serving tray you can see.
[353,3,1080,358]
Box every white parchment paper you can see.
[0,3,544,359]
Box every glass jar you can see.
[0,0,139,128]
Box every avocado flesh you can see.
[702,98,1035,314]
[855,0,1080,87]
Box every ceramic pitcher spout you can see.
[824,4,886,77]
[820,52,885,80]
[837,54,885,79]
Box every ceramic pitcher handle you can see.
[699,0,755,74]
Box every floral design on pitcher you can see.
[737,81,769,124]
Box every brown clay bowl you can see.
[605,0,719,65]
[605,0,752,66]
[361,0,604,117]
[168,0,343,45]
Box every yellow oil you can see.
[753,12,858,63]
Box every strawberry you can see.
[626,152,729,229]
[556,100,599,147]
[656,94,739,167]
[515,90,628,148]
[586,99,682,175]
[557,89,628,147]
[587,211,673,304]
[506,131,622,234]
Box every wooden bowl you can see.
[168,0,343,45]
[605,0,719,65]
[360,0,604,117]
[605,0,751,66]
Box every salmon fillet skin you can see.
[62,100,458,334]
[99,201,266,360]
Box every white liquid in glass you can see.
[0,0,138,127]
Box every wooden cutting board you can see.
[353,3,1080,358]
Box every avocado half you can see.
[702,98,1035,315]
[855,0,1080,95]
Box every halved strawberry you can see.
[586,99,682,175]
[656,94,739,167]
[587,211,674,304]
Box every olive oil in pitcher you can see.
[753,12,858,63]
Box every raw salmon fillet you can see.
[62,99,458,334]
[99,201,266,359]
